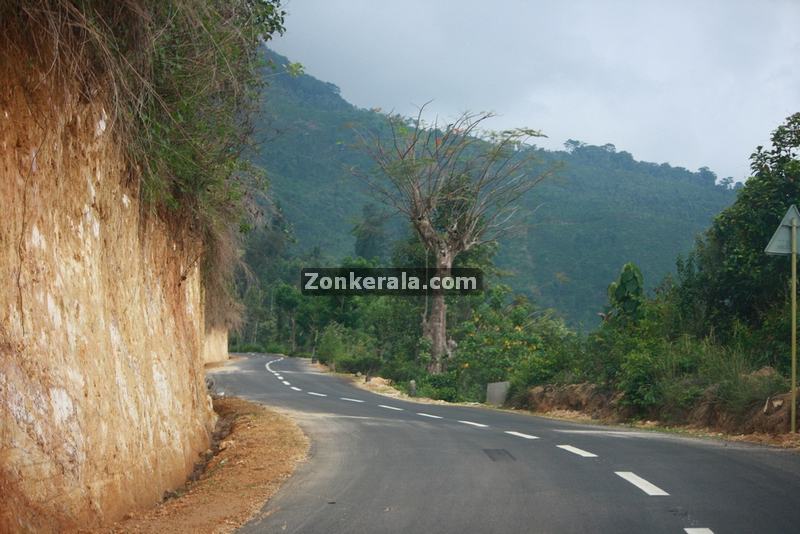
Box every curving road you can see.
[209,354,800,534]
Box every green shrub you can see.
[607,263,645,322]
[658,377,705,422]
[229,342,265,353]
[618,350,661,412]
[716,371,788,420]
[317,322,347,364]
[264,342,290,355]
[417,372,460,402]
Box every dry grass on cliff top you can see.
[94,397,308,534]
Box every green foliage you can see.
[351,204,388,261]
[607,263,645,322]
[234,48,797,431]
[229,342,266,353]
[251,48,737,329]
[316,322,381,373]
[456,296,544,401]
[416,372,460,403]
[316,323,347,364]
[618,351,660,412]
[669,113,800,363]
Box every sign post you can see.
[765,205,800,433]
[793,218,797,434]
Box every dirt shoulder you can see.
[95,397,308,534]
[321,364,800,450]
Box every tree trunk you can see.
[424,252,452,374]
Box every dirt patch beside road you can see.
[94,397,308,534]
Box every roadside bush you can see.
[265,342,290,355]
[316,322,381,374]
[229,342,265,353]
[316,323,347,365]
[417,372,460,402]
[618,350,661,413]
[657,377,705,422]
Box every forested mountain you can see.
[252,49,738,328]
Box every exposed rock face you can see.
[0,46,216,531]
[203,328,230,364]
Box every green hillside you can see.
[252,49,737,328]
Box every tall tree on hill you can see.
[358,108,548,373]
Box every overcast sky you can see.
[270,0,799,182]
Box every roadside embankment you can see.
[0,27,222,531]
[322,364,800,449]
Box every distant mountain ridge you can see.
[252,48,738,328]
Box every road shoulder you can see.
[96,397,308,533]
[323,363,800,451]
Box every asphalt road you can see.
[209,354,800,534]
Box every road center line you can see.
[684,529,714,534]
[340,397,365,403]
[378,404,403,411]
[265,357,284,373]
[416,412,442,419]
[557,445,598,458]
[308,392,327,397]
[615,471,669,496]
[505,431,539,440]
[282,380,291,386]
[458,420,488,428]
[290,386,301,391]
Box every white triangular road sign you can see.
[765,205,800,255]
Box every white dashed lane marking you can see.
[557,445,598,458]
[258,356,714,530]
[259,356,709,527]
[458,420,488,428]
[615,471,669,496]
[505,431,539,440]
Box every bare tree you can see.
[357,108,549,374]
